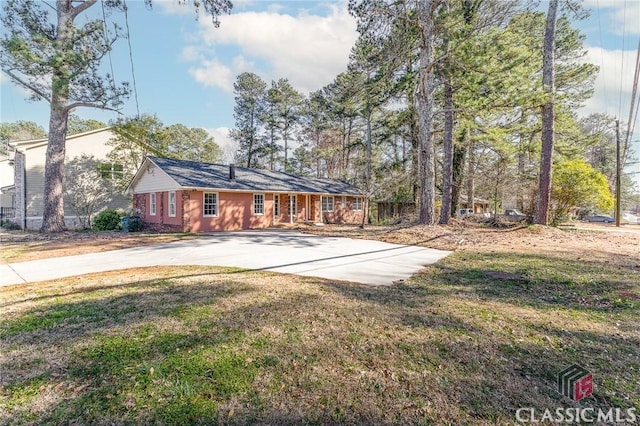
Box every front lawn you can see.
[1,245,638,424]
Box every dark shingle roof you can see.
[148,156,362,195]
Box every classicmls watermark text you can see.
[514,364,637,423]
[516,408,637,423]
[558,364,592,402]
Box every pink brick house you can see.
[126,156,365,232]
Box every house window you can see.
[98,162,123,179]
[203,192,218,217]
[168,191,176,217]
[342,196,346,208]
[322,196,334,212]
[150,193,156,216]
[254,193,264,215]
[274,194,280,217]
[354,197,363,211]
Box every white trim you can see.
[131,184,363,197]
[126,157,181,194]
[253,193,265,216]
[354,196,363,211]
[289,194,297,224]
[150,192,156,216]
[203,192,218,217]
[321,195,334,212]
[168,191,177,217]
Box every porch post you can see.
[290,194,294,224]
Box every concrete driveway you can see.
[0,230,451,287]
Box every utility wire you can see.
[100,0,116,90]
[123,0,140,118]
[617,0,627,119]
[595,0,608,115]
[622,38,640,169]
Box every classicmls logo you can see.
[558,364,593,401]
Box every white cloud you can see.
[188,58,234,92]
[156,0,194,16]
[180,45,201,61]
[184,2,357,94]
[581,46,638,119]
[582,0,640,35]
[205,126,237,163]
[609,2,640,35]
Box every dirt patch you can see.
[0,231,197,264]
[2,222,638,268]
[296,221,640,263]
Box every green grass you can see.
[1,249,638,425]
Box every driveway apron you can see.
[0,230,451,287]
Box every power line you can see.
[595,0,608,115]
[628,39,640,154]
[100,0,116,91]
[123,0,140,118]
[617,0,627,120]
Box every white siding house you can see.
[7,127,129,230]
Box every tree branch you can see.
[64,101,120,112]
[3,69,52,103]
[71,0,98,18]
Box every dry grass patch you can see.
[0,231,198,264]
[1,242,638,425]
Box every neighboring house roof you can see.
[7,127,113,151]
[459,195,490,204]
[129,156,363,196]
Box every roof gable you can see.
[8,127,114,151]
[133,156,362,195]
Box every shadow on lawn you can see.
[2,253,638,425]
[408,251,637,313]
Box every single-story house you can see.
[6,127,128,229]
[458,195,490,214]
[126,156,365,232]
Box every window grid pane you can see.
[274,195,280,216]
[254,194,264,215]
[169,192,176,217]
[204,193,217,216]
[322,196,334,212]
[150,193,156,216]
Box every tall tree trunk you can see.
[366,109,372,194]
[408,89,419,203]
[439,74,454,224]
[451,131,467,217]
[41,2,74,233]
[517,151,525,211]
[284,131,288,172]
[416,0,438,225]
[466,137,475,214]
[534,0,558,225]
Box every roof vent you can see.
[229,164,236,181]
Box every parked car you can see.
[585,215,614,223]
[503,209,529,221]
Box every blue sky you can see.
[0,0,639,184]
